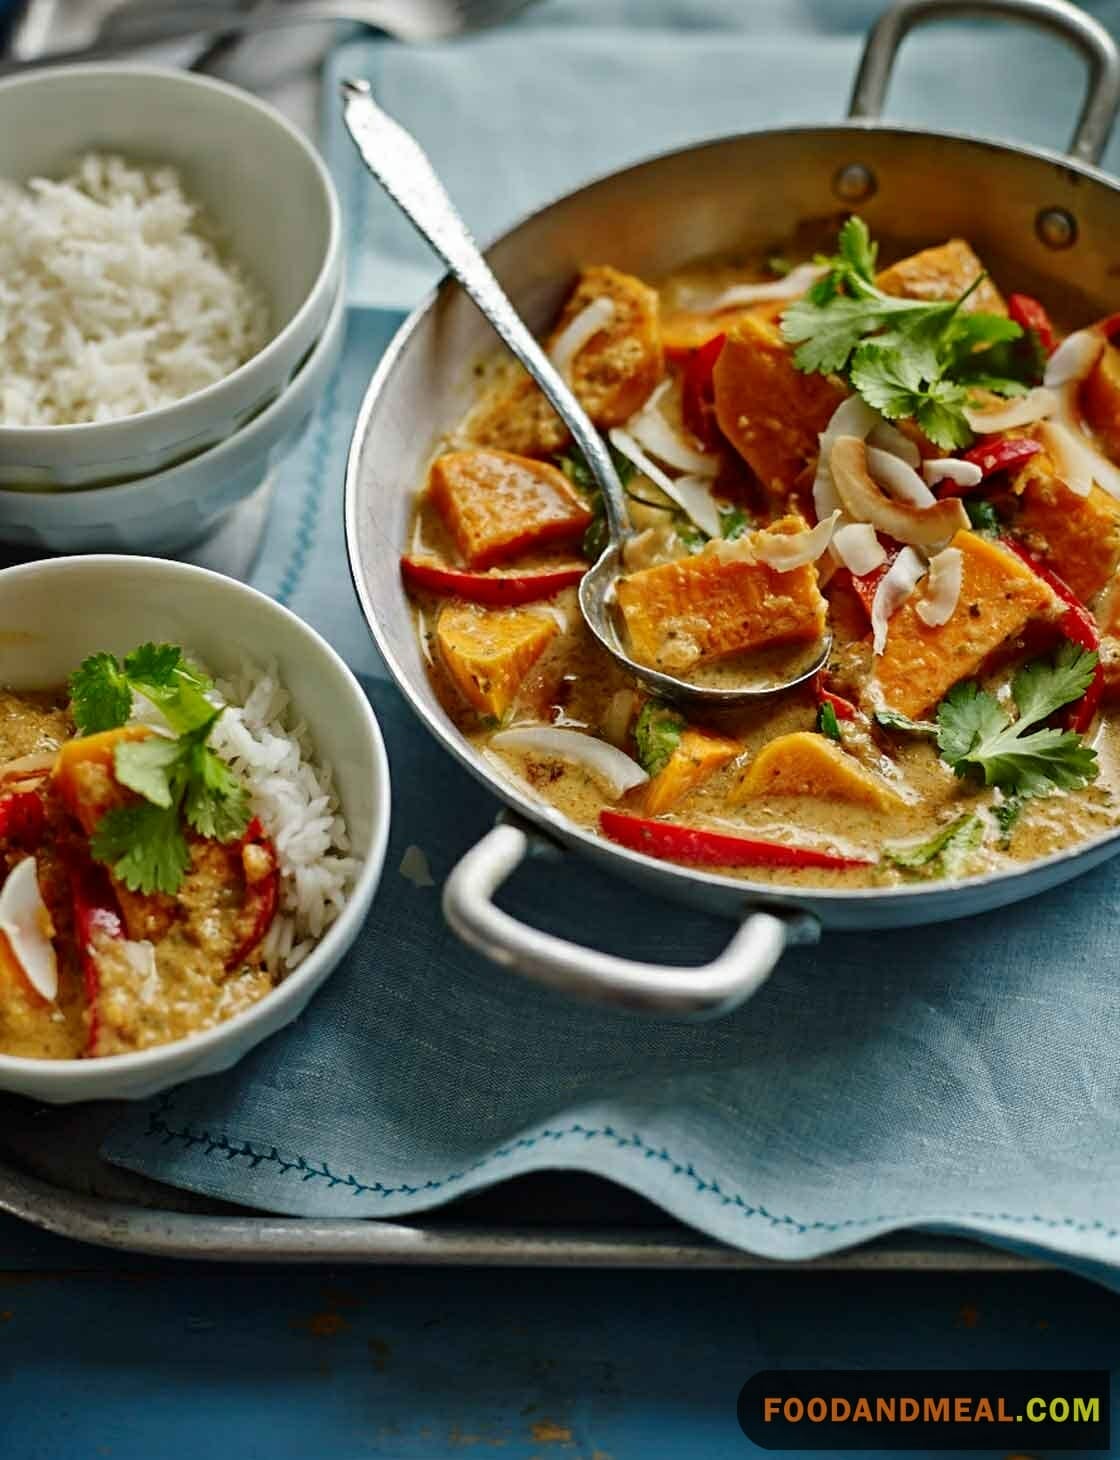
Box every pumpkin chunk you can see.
[642,728,741,816]
[734,731,903,810]
[873,530,1054,718]
[550,264,663,425]
[429,449,592,571]
[1011,447,1120,605]
[876,239,1007,315]
[1080,338,1120,462]
[436,604,558,719]
[53,726,150,836]
[467,265,662,455]
[616,536,827,673]
[712,311,846,494]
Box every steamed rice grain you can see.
[0,153,269,427]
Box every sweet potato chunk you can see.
[466,375,571,459]
[550,265,663,424]
[876,239,1007,315]
[467,266,662,456]
[642,728,741,816]
[734,731,902,810]
[661,306,758,361]
[1011,448,1120,604]
[53,726,150,836]
[712,311,846,494]
[616,534,827,673]
[429,449,592,570]
[437,603,558,719]
[873,530,1054,718]
[1081,339,1120,462]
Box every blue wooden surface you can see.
[2,1214,1119,1459]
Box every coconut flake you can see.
[609,427,721,537]
[1044,328,1104,388]
[922,458,983,491]
[916,546,963,627]
[0,857,57,1001]
[871,547,927,655]
[867,446,937,507]
[627,382,719,477]
[548,296,615,378]
[813,395,879,520]
[751,511,839,571]
[1038,419,1120,499]
[832,522,886,576]
[868,419,921,467]
[685,261,828,313]
[964,387,1058,434]
[491,726,649,798]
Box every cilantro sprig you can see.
[68,644,251,896]
[936,642,1099,799]
[780,218,1039,450]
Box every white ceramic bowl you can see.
[0,556,390,1102]
[0,270,346,555]
[0,65,342,489]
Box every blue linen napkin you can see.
[105,2,1120,1276]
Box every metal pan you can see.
[346,0,1120,1017]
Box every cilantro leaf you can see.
[936,680,1011,766]
[964,498,1002,538]
[874,708,938,736]
[836,215,877,283]
[113,735,187,809]
[183,740,251,843]
[719,505,751,541]
[68,653,132,735]
[886,813,986,878]
[91,803,191,896]
[124,644,215,735]
[634,700,686,777]
[122,642,185,688]
[935,646,1099,798]
[817,701,841,742]
[1010,641,1097,730]
[992,794,1024,845]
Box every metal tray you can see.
[0,1097,1043,1269]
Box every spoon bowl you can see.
[340,78,832,706]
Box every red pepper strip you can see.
[0,790,45,849]
[1001,538,1103,733]
[600,809,872,870]
[848,543,902,620]
[813,672,858,722]
[948,435,1044,496]
[680,331,726,448]
[66,851,124,1057]
[401,556,584,606]
[1008,293,1058,355]
[226,817,280,971]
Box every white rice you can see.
[130,657,360,975]
[0,152,270,427]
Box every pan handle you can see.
[442,817,819,1019]
[850,0,1120,166]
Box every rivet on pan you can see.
[1036,207,1078,249]
[833,163,877,204]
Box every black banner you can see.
[737,1369,1110,1450]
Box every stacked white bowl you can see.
[0,65,344,554]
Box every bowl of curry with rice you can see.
[0,555,389,1103]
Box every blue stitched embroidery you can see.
[140,1092,1119,1238]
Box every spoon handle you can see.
[340,78,630,543]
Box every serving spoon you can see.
[341,79,831,707]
